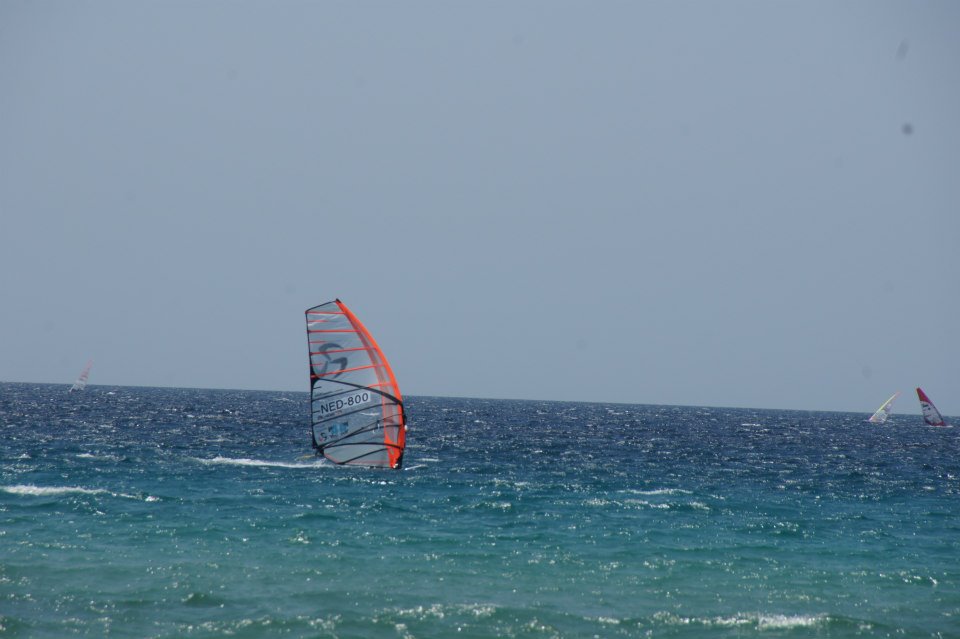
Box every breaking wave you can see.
[1,484,140,499]
[192,456,327,469]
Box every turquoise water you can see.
[1,383,958,637]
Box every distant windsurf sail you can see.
[866,391,900,424]
[69,360,93,392]
[916,387,947,426]
[305,299,405,468]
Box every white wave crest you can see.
[193,456,326,469]
[395,603,496,620]
[2,485,109,497]
[624,499,672,509]
[655,611,826,629]
[621,488,693,496]
[757,614,826,629]
[1,484,140,500]
[76,453,122,461]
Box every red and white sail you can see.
[916,387,947,426]
[69,360,93,392]
[867,391,900,424]
[305,300,405,468]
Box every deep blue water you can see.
[1,382,959,638]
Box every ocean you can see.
[1,383,958,638]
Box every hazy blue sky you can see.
[1,1,957,414]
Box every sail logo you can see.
[328,423,349,437]
[316,421,349,443]
[315,343,348,378]
[318,391,371,416]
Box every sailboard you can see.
[305,299,405,468]
[916,387,948,426]
[69,360,93,392]
[866,391,900,424]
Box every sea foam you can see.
[2,485,110,497]
[1,484,140,499]
[192,456,327,469]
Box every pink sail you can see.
[69,360,93,392]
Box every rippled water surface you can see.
[1,383,959,637]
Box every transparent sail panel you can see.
[70,360,93,392]
[867,392,899,424]
[306,300,405,468]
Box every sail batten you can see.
[305,299,405,469]
[311,363,380,379]
[310,347,370,356]
[307,329,359,334]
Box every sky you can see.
[1,1,958,414]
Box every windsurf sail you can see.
[867,391,900,424]
[917,387,947,426]
[69,360,93,392]
[305,299,405,468]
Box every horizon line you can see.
[0,379,937,418]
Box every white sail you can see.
[867,391,900,424]
[916,387,947,426]
[69,360,93,392]
[305,300,406,469]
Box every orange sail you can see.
[305,300,405,468]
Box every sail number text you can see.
[318,391,371,416]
